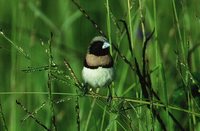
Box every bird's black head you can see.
[88,36,110,56]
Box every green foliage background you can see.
[0,0,200,131]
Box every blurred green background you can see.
[0,0,200,131]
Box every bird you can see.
[82,36,114,101]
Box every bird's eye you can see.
[102,42,110,49]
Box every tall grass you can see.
[0,0,200,131]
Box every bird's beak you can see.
[102,42,110,49]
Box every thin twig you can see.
[142,29,155,76]
[16,100,50,131]
[48,32,57,131]
[64,59,82,89]
[71,0,105,36]
[21,65,57,73]
[118,19,134,57]
[0,30,30,60]
[137,30,184,130]
[64,57,81,131]
[75,97,80,131]
[112,45,135,71]
[22,101,47,122]
[134,30,167,130]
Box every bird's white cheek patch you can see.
[82,67,114,88]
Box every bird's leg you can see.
[82,83,89,95]
[107,86,113,103]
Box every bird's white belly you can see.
[82,67,114,88]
